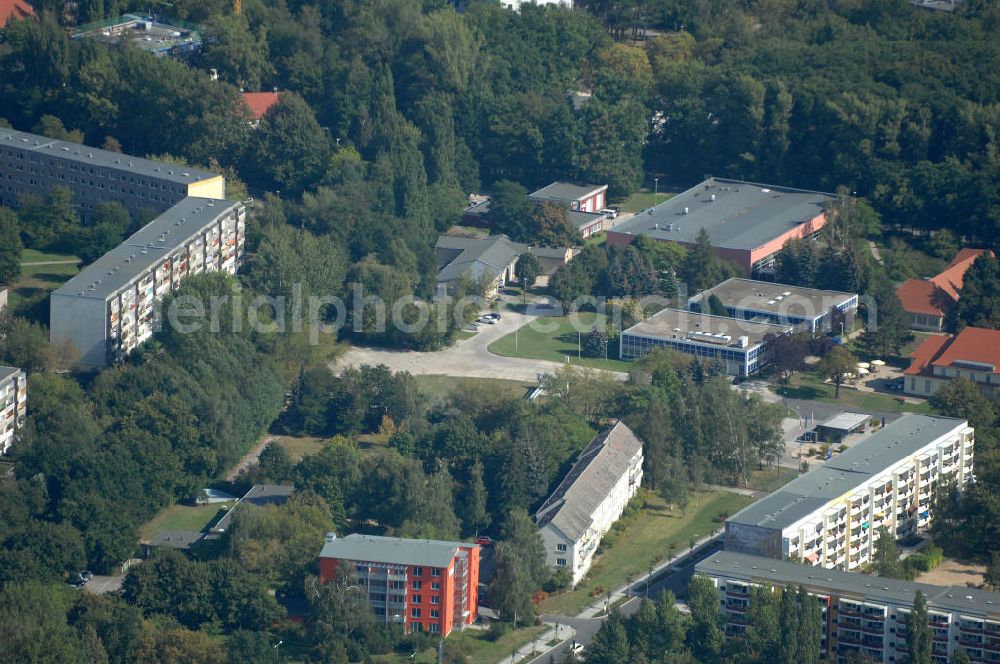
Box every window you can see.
[431,596,440,605]
[411,608,421,618]
[431,568,441,577]
[556,544,567,552]
[412,581,422,590]
[430,609,439,619]
[412,595,421,604]
[429,623,440,634]
[924,380,931,393]
[413,567,423,576]
[431,582,440,591]
[556,558,567,567]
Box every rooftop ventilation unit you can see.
[683,207,689,215]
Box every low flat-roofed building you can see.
[607,178,832,275]
[904,327,1000,398]
[696,550,1000,664]
[725,415,973,571]
[71,14,203,58]
[50,196,246,368]
[0,366,26,455]
[619,308,791,377]
[209,484,294,537]
[528,181,608,213]
[567,210,607,239]
[435,235,525,299]
[535,421,643,587]
[688,278,858,334]
[814,411,872,443]
[319,533,479,637]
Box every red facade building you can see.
[319,533,480,637]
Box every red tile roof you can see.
[904,334,951,375]
[0,0,34,25]
[896,248,993,317]
[242,91,281,119]
[905,327,1000,376]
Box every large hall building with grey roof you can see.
[606,177,832,275]
[725,414,974,572]
[534,421,643,586]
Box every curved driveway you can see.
[334,302,628,383]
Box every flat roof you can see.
[621,308,791,349]
[147,530,204,549]
[53,197,241,300]
[0,127,218,185]
[726,415,968,531]
[697,551,1000,618]
[612,178,832,251]
[568,210,606,231]
[692,278,856,320]
[211,484,294,534]
[529,181,607,203]
[817,412,871,432]
[320,533,477,569]
[0,366,22,383]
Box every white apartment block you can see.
[0,366,27,455]
[725,415,974,571]
[535,421,643,587]
[50,197,245,368]
[697,551,1000,664]
[500,0,573,12]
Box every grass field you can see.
[747,466,800,493]
[272,435,328,462]
[372,625,548,664]
[139,502,234,541]
[538,490,753,616]
[488,312,633,373]
[8,250,81,312]
[413,374,533,402]
[776,371,933,414]
[620,189,674,213]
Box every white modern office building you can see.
[535,421,643,587]
[725,415,974,571]
[619,307,791,377]
[697,551,1000,664]
[0,366,27,455]
[50,197,245,368]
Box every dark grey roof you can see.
[0,366,23,383]
[435,235,525,284]
[568,210,606,231]
[817,412,872,433]
[727,415,968,531]
[529,181,607,203]
[147,530,204,549]
[622,308,791,348]
[535,421,643,541]
[696,551,1000,618]
[0,127,218,185]
[319,533,476,568]
[612,178,832,251]
[210,484,294,534]
[689,278,856,319]
[53,197,242,300]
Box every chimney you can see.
[683,207,689,215]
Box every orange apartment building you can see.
[606,178,832,276]
[318,533,479,637]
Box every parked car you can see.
[487,312,501,320]
[600,208,618,219]
[474,536,493,547]
[478,317,496,325]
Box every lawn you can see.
[488,312,633,373]
[620,189,674,213]
[747,466,799,493]
[371,625,548,664]
[272,435,328,462]
[413,374,533,403]
[7,250,82,314]
[537,490,753,616]
[775,371,933,414]
[139,502,234,541]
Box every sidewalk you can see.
[501,622,576,664]
[574,529,723,619]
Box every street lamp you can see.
[273,640,283,664]
[654,177,659,202]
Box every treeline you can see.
[0,273,288,578]
[628,0,1000,243]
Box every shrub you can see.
[485,621,511,642]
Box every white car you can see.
[599,208,618,219]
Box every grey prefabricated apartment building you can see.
[0,128,225,219]
[0,366,27,455]
[51,197,245,368]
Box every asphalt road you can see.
[333,296,628,383]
